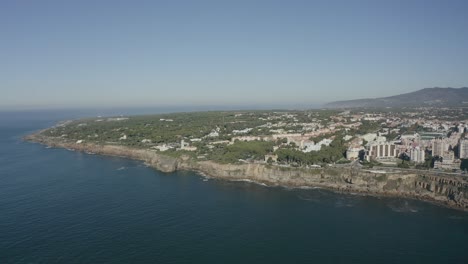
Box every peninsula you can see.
[25,108,468,211]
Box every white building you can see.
[459,139,468,159]
[180,139,186,149]
[367,143,400,161]
[441,151,455,163]
[346,147,363,160]
[458,124,466,133]
[233,128,253,134]
[375,136,387,143]
[152,145,171,151]
[360,133,378,142]
[302,142,321,152]
[401,133,420,141]
[409,147,425,163]
[302,138,333,153]
[206,130,219,137]
[434,159,460,170]
[432,138,445,157]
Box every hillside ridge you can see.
[325,87,468,108]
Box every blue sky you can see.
[1,0,467,110]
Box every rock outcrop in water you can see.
[25,133,468,211]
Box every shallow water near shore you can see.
[1,112,468,263]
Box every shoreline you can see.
[24,132,468,212]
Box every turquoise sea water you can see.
[1,112,467,263]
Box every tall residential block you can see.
[432,139,445,157]
[410,147,425,163]
[460,139,468,159]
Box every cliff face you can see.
[26,134,180,173]
[25,134,468,211]
[188,161,468,210]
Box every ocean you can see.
[1,111,467,263]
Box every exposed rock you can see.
[24,133,468,211]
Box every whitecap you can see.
[297,195,320,203]
[387,201,419,213]
[298,186,322,190]
[232,178,269,187]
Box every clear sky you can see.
[1,0,467,110]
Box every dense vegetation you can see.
[207,140,275,164]
[276,136,347,165]
[42,110,350,166]
[39,107,468,171]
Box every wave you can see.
[387,201,419,213]
[334,199,356,208]
[298,186,322,190]
[232,178,269,187]
[297,194,321,203]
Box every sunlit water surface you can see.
[1,111,467,263]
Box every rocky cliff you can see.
[25,133,468,211]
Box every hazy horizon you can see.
[1,86,467,112]
[2,0,468,110]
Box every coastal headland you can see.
[25,132,468,212]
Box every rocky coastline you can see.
[25,132,468,212]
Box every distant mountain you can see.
[324,87,468,109]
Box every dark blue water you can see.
[1,112,467,263]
